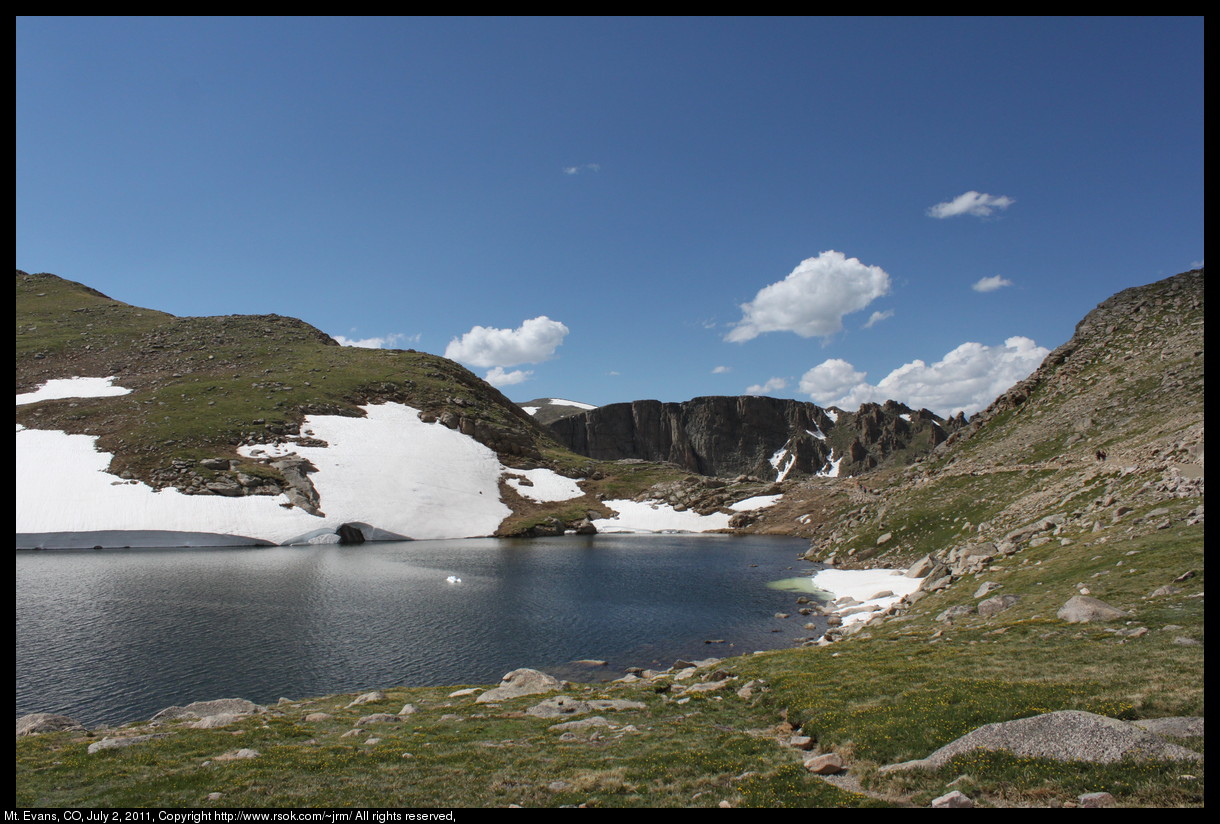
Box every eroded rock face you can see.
[548,396,958,480]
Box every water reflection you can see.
[16,534,821,726]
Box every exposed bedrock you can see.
[548,395,959,480]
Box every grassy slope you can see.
[16,271,689,531]
[15,271,1204,807]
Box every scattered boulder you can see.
[936,604,974,623]
[189,714,241,729]
[475,668,561,703]
[1057,595,1129,623]
[151,698,264,722]
[16,713,84,737]
[213,748,260,761]
[880,710,1202,773]
[549,716,613,732]
[357,713,401,725]
[977,594,1020,618]
[931,790,974,808]
[87,734,166,754]
[973,581,1002,599]
[526,696,592,719]
[907,554,932,581]
[345,691,387,708]
[803,752,845,774]
[1078,791,1115,808]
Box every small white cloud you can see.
[972,275,1013,293]
[927,191,1015,219]
[444,316,570,369]
[726,251,891,343]
[863,310,894,329]
[333,332,419,349]
[799,336,1049,417]
[712,365,732,374]
[745,377,788,396]
[563,163,601,175]
[484,367,533,387]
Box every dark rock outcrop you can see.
[548,395,959,480]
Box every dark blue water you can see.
[15,534,819,726]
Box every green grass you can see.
[16,515,1203,808]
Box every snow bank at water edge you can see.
[591,500,732,534]
[16,380,586,545]
[812,567,924,626]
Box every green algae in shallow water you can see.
[767,576,833,601]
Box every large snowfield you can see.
[15,377,740,546]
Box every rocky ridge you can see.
[548,395,961,481]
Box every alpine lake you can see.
[16,533,830,727]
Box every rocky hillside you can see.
[548,395,962,481]
[15,270,563,502]
[769,268,1204,571]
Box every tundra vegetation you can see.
[15,270,1204,806]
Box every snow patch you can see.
[729,494,782,511]
[520,406,540,416]
[504,468,584,502]
[769,443,797,482]
[813,568,924,626]
[547,398,597,410]
[817,456,843,478]
[591,500,731,533]
[16,376,132,406]
[807,428,827,441]
[17,402,517,544]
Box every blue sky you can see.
[16,17,1204,416]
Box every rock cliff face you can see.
[547,395,961,480]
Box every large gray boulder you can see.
[977,594,1020,618]
[151,698,264,722]
[880,710,1202,772]
[1057,595,1129,623]
[16,713,84,736]
[475,668,561,703]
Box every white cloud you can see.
[745,377,788,396]
[444,316,570,369]
[712,365,732,374]
[484,367,533,387]
[972,275,1013,293]
[726,251,892,343]
[799,336,1049,417]
[333,332,419,349]
[798,359,868,401]
[563,163,601,175]
[863,310,894,329]
[927,191,1015,219]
